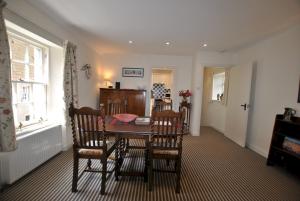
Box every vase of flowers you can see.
[179,90,192,103]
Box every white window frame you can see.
[8,31,49,131]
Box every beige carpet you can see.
[1,127,299,201]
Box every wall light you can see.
[81,64,91,79]
[104,79,111,88]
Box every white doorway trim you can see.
[150,67,176,111]
[190,60,232,136]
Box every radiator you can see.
[0,124,62,187]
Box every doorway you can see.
[150,68,174,114]
[201,64,254,148]
[201,67,229,134]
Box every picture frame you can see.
[298,79,300,103]
[122,67,144,78]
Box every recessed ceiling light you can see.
[129,40,133,44]
[165,42,171,46]
[202,43,207,47]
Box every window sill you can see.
[210,100,226,105]
[210,100,221,103]
[16,122,61,140]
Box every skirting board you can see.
[210,126,225,135]
[246,143,268,158]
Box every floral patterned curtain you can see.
[0,0,17,152]
[63,41,78,125]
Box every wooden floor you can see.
[1,127,299,201]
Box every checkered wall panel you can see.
[152,83,165,99]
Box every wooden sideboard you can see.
[99,88,146,116]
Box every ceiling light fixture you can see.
[202,43,207,47]
[129,40,133,44]
[165,42,171,46]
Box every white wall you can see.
[100,53,193,115]
[234,24,300,157]
[5,1,193,147]
[5,0,103,149]
[6,0,300,157]
[152,70,173,89]
[192,24,300,157]
[5,0,102,108]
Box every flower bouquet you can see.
[179,90,192,102]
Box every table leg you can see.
[144,137,149,182]
[120,138,127,158]
[115,136,120,181]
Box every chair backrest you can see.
[106,98,127,115]
[153,100,172,112]
[150,110,185,149]
[69,104,107,149]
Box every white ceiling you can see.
[26,0,300,55]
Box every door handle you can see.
[240,103,247,111]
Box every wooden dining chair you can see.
[106,98,127,116]
[148,110,185,193]
[152,99,173,112]
[105,98,128,160]
[69,103,118,195]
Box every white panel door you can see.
[225,63,253,147]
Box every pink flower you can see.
[0,97,6,103]
[3,109,11,115]
[179,90,192,97]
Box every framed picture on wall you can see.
[122,67,144,78]
[298,79,300,103]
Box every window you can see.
[212,72,225,101]
[8,32,49,129]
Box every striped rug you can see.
[1,127,299,201]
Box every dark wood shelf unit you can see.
[267,115,300,173]
[99,88,146,116]
[271,146,300,160]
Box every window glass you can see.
[212,72,225,101]
[8,33,49,130]
[11,62,26,81]
[10,37,26,61]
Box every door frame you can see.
[201,66,229,134]
[150,67,176,112]
[200,64,232,125]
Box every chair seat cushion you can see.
[108,150,116,160]
[78,141,114,158]
[152,149,179,156]
[78,148,104,157]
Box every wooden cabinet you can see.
[267,114,300,173]
[99,88,146,116]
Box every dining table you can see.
[102,115,188,182]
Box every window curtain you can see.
[63,41,78,125]
[0,0,17,152]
